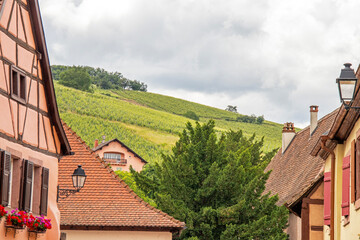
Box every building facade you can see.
[0,0,70,239]
[312,65,360,240]
[93,137,147,172]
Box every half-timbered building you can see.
[0,0,70,239]
[311,64,360,240]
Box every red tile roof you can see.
[58,123,185,231]
[265,109,338,206]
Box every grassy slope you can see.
[55,83,284,162]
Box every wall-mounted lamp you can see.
[336,63,359,110]
[57,165,87,202]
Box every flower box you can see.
[26,214,52,233]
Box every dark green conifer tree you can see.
[133,120,288,240]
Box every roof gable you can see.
[0,0,70,154]
[94,138,147,163]
[59,122,184,230]
[265,109,337,207]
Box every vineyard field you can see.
[55,83,286,163]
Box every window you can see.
[104,152,122,161]
[11,66,26,102]
[0,151,49,215]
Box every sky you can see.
[38,0,360,128]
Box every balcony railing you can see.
[117,158,127,164]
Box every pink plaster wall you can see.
[95,141,146,172]
[0,138,60,240]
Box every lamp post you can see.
[336,63,359,110]
[57,165,87,202]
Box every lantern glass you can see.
[72,165,86,190]
[338,79,356,103]
[72,175,86,189]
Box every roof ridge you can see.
[62,122,184,227]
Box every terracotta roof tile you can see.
[265,109,338,206]
[59,122,185,230]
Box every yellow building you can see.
[311,64,360,240]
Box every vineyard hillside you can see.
[55,83,285,163]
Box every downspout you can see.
[320,136,335,240]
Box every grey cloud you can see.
[39,0,360,125]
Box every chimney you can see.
[282,122,295,153]
[310,105,318,135]
[102,135,106,143]
[94,139,99,148]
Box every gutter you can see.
[320,136,335,240]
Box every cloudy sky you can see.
[38,0,360,127]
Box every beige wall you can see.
[95,141,146,172]
[62,230,172,240]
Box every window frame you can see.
[104,152,124,161]
[10,65,27,104]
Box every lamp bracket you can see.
[343,102,360,111]
[57,186,80,202]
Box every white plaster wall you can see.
[286,213,301,240]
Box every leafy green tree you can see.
[256,115,265,124]
[115,169,157,207]
[58,66,91,91]
[133,121,288,240]
[225,105,237,113]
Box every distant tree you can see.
[115,169,156,207]
[53,65,148,92]
[132,121,288,240]
[183,111,199,121]
[51,65,70,81]
[256,115,265,124]
[58,66,91,91]
[225,105,237,113]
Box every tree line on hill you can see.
[225,105,265,124]
[51,65,147,92]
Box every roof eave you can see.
[28,0,71,155]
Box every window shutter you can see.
[0,151,11,206]
[324,171,331,225]
[342,156,350,216]
[40,167,49,216]
[22,160,33,212]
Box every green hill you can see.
[55,83,284,163]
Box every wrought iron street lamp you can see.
[336,63,359,110]
[57,165,87,202]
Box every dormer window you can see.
[11,66,26,102]
[103,152,127,164]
